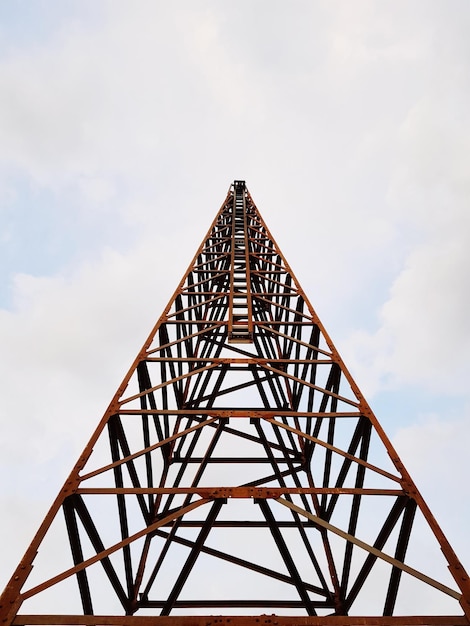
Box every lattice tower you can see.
[1,181,469,626]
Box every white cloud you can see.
[342,76,470,396]
[393,410,470,563]
[344,227,470,395]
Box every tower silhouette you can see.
[1,180,469,625]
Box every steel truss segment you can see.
[119,362,220,405]
[265,417,401,483]
[2,181,470,625]
[79,417,219,481]
[21,498,212,601]
[276,498,460,600]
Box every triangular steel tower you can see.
[2,180,469,626]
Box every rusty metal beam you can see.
[12,616,470,625]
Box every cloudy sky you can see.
[0,0,469,606]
